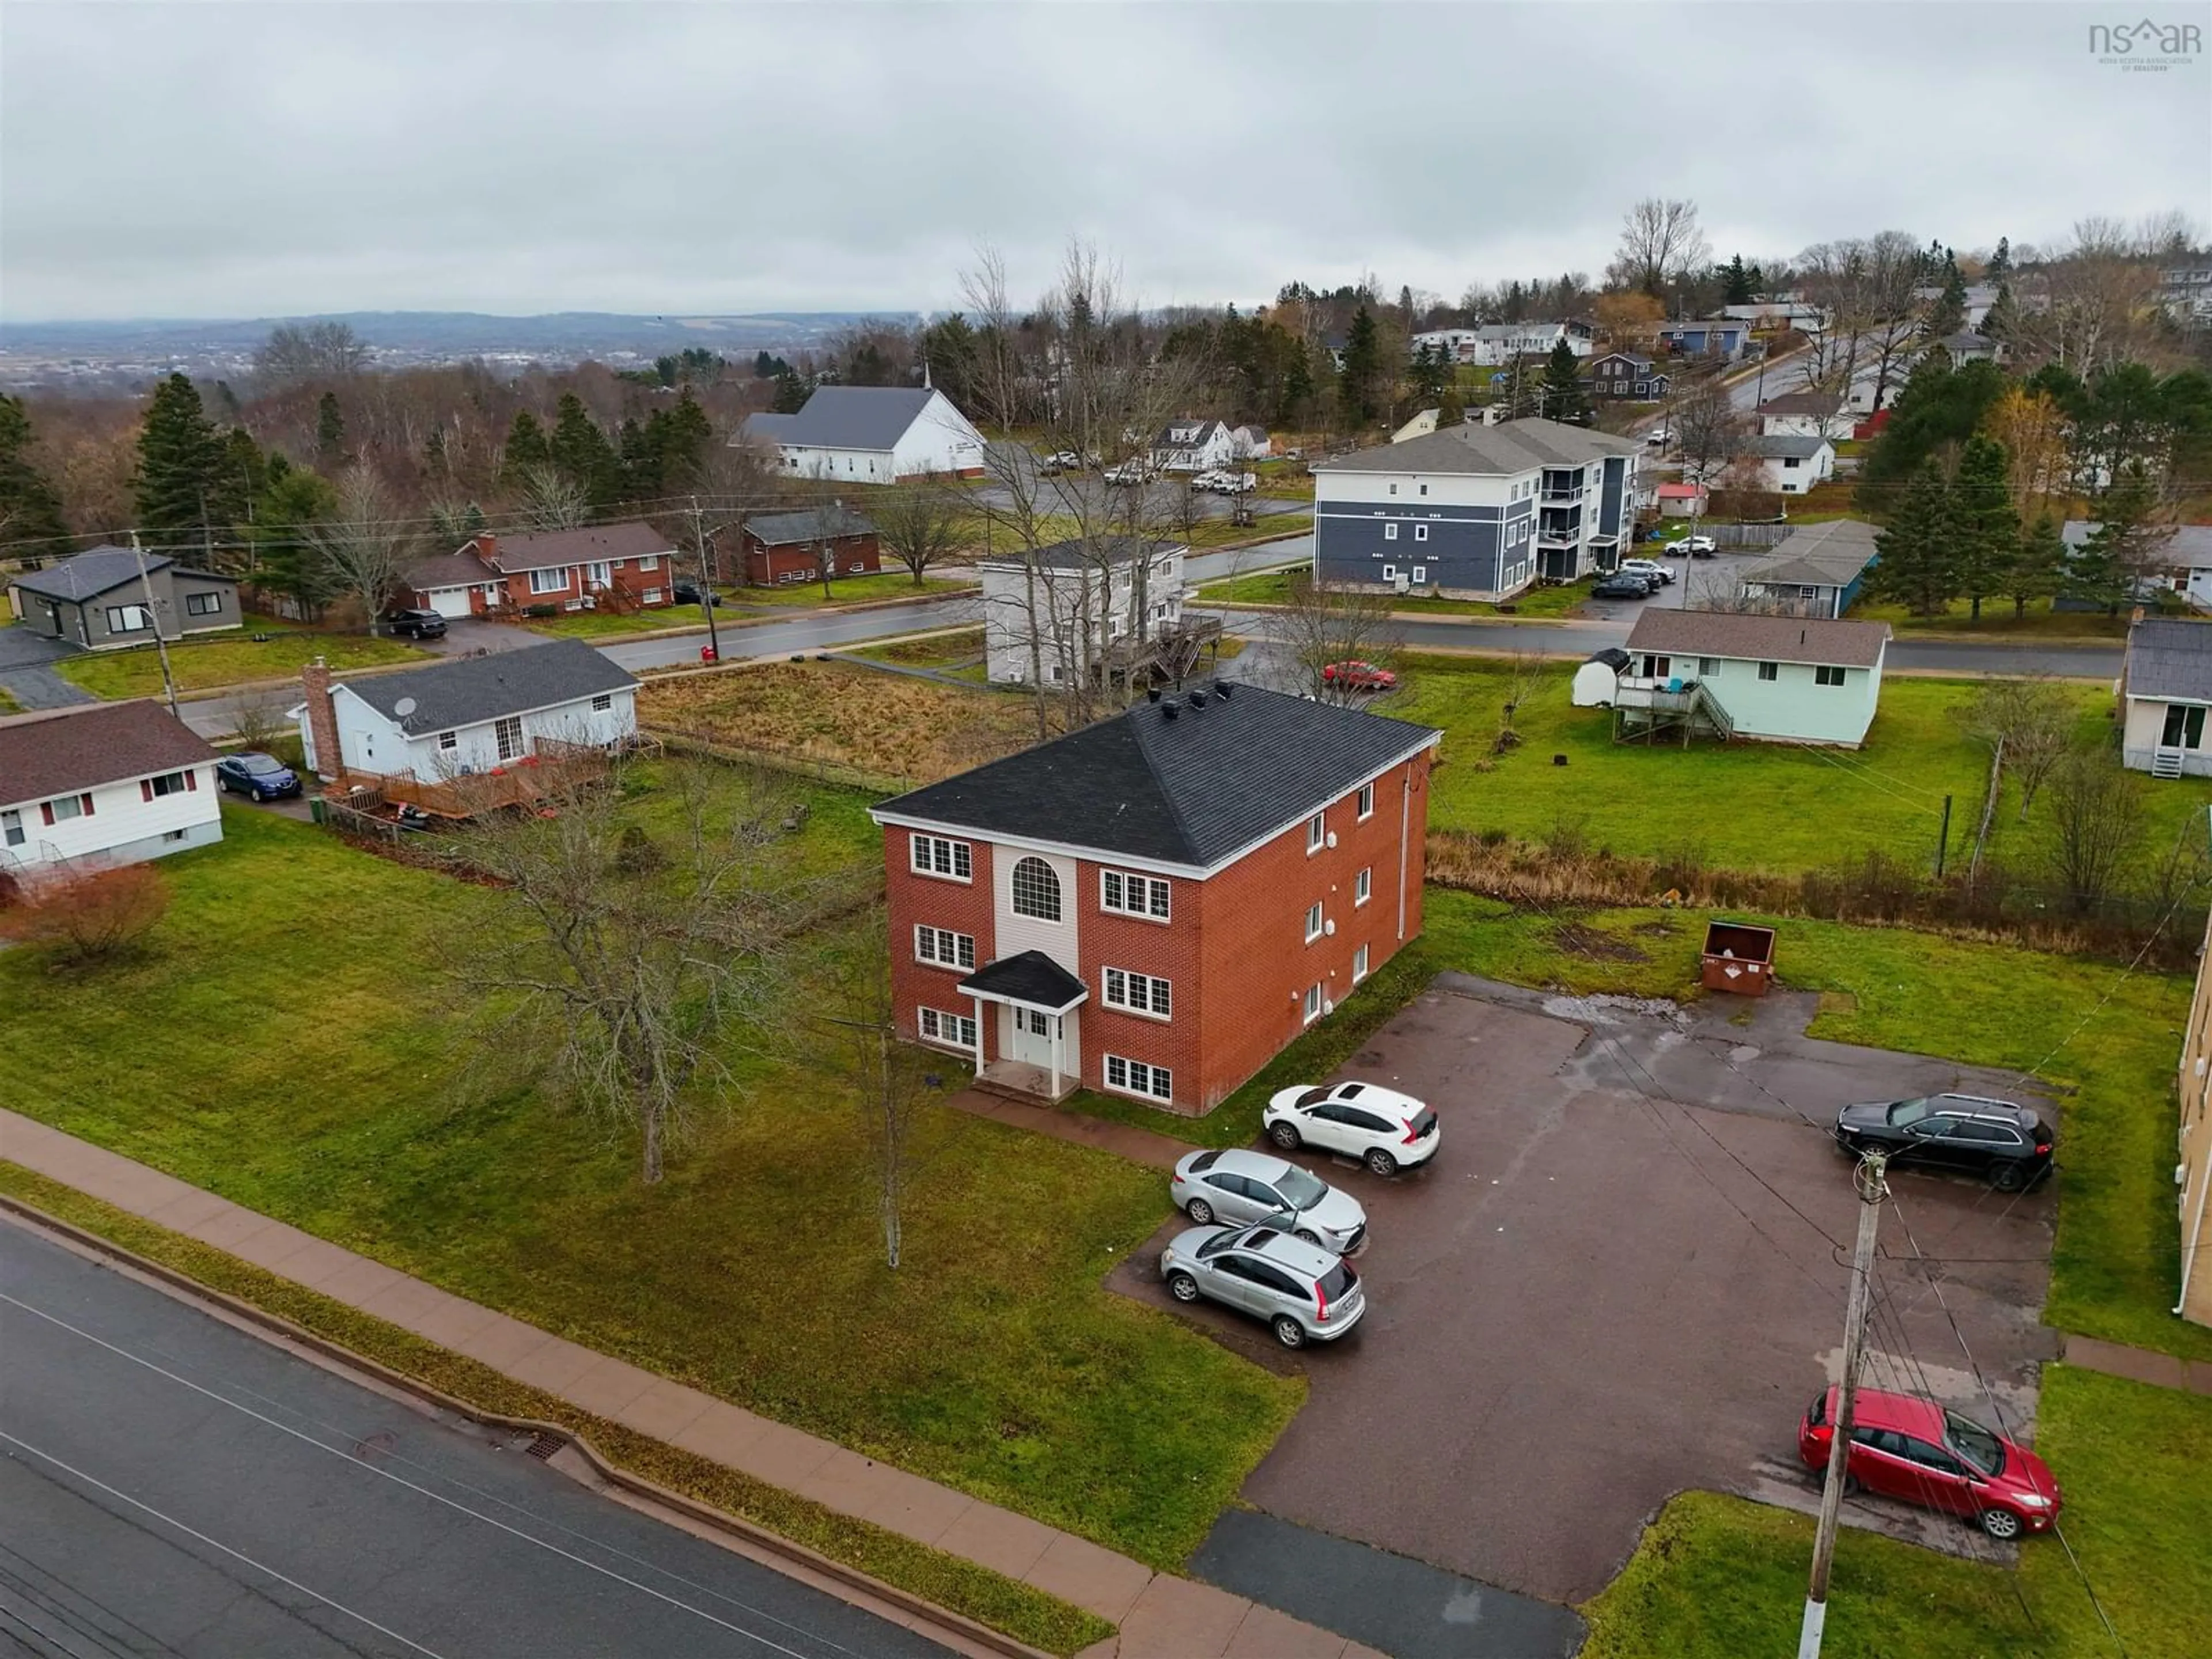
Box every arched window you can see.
[1010,856,1062,922]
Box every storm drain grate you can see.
[525,1432,565,1461]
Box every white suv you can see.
[1619,557,1675,586]
[1264,1081,1440,1175]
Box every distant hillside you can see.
[0,309,918,364]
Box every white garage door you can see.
[427,586,474,618]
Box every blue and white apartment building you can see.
[1311,416,1641,601]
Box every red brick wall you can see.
[1075,861,1206,1108]
[884,829,998,1063]
[743,534,882,588]
[1191,750,1431,1112]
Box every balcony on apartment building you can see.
[1538,505,1583,546]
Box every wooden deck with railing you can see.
[326,736,659,819]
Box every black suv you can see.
[672,581,722,607]
[1834,1093,2054,1191]
[385,608,448,639]
[1590,571,1653,600]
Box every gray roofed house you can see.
[736,385,987,483]
[2119,618,2212,778]
[875,682,1439,870]
[1313,415,1639,477]
[7,545,241,651]
[975,537,1191,681]
[342,638,637,734]
[1613,610,1892,746]
[1757,392,1846,416]
[0,700,224,871]
[1624,609,1891,669]
[743,505,880,548]
[1732,520,1880,618]
[1738,433,1836,495]
[465,522,673,574]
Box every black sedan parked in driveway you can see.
[1590,572,1654,600]
[672,581,723,607]
[384,608,448,639]
[214,752,302,801]
[1834,1093,2054,1191]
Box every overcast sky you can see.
[3,1,2207,322]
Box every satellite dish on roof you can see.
[393,696,418,717]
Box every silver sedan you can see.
[1169,1147,1368,1255]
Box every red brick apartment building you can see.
[738,506,881,586]
[400,523,681,618]
[870,683,1440,1116]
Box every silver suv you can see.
[1160,1224,1366,1349]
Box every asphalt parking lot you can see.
[1115,979,2059,1610]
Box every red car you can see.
[1798,1387,2061,1540]
[1322,660,1397,691]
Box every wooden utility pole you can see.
[130,532,181,718]
[1800,1150,1887,1659]
[687,497,722,662]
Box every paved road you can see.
[0,1220,953,1659]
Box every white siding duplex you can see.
[0,701,222,874]
[979,539,1187,685]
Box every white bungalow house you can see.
[1152,419,1236,473]
[1574,610,1892,747]
[737,386,987,483]
[2118,618,2212,779]
[978,537,1188,685]
[293,638,639,784]
[0,700,222,875]
[1756,392,1855,443]
[1740,435,1835,495]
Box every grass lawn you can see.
[1180,512,1313,550]
[639,660,1034,786]
[0,801,1301,1570]
[847,627,988,672]
[1582,1368,2212,1658]
[1855,597,2133,639]
[1195,566,1586,619]
[0,684,19,715]
[729,571,969,609]
[54,617,427,698]
[1389,657,2212,878]
[522,608,707,639]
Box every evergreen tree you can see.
[771,369,810,414]
[0,393,70,556]
[550,394,622,506]
[2073,463,2172,612]
[316,391,345,457]
[132,373,226,547]
[503,410,551,475]
[2002,513,2066,618]
[1436,382,1467,429]
[1407,342,1452,406]
[252,463,340,612]
[1986,236,2012,281]
[657,387,713,487]
[1980,283,2020,344]
[1869,457,1960,617]
[1540,339,1591,425]
[1921,267,1970,343]
[1338,305,1382,425]
[1278,346,1316,429]
[1720,253,1756,305]
[1950,435,2017,620]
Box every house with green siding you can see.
[1588,610,1891,748]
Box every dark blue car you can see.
[214,751,301,801]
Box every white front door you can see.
[1009,1007,1056,1068]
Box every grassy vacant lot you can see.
[847,627,988,673]
[734,570,971,608]
[1855,597,2132,639]
[639,660,1033,785]
[0,801,1300,1570]
[1196,566,1586,619]
[1583,1368,2212,1658]
[55,617,426,698]
[522,608,705,639]
[1390,657,2212,878]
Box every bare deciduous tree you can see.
[255,321,372,389]
[872,469,968,585]
[442,760,818,1184]
[813,912,938,1268]
[2039,745,2146,915]
[519,463,591,531]
[1958,675,2075,821]
[1671,381,1740,487]
[1607,199,1711,300]
[309,463,418,628]
[1274,574,1403,704]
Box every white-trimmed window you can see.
[1100,869,1169,921]
[41,793,92,824]
[1353,944,1370,983]
[1356,782,1374,820]
[145,770,193,798]
[1,809,21,848]
[1302,983,1323,1024]
[1306,812,1325,854]
[914,926,976,970]
[438,730,458,751]
[918,1007,978,1051]
[1384,522,1399,540]
[642,589,664,605]
[1010,855,1062,921]
[494,715,525,761]
[911,834,973,882]
[1414,524,1429,541]
[590,694,613,711]
[1355,866,1372,906]
[1103,967,1171,1020]
[185,590,223,616]
[1758,661,1779,681]
[528,567,568,594]
[638,555,660,571]
[1380,565,1397,582]
[1815,665,1847,687]
[1305,902,1324,943]
[105,604,151,633]
[1104,1054,1173,1103]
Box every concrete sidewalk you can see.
[0,1108,1377,1659]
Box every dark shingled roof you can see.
[982,536,1183,571]
[10,546,234,604]
[1757,391,1846,416]
[1626,609,1891,669]
[0,700,217,806]
[2123,618,2212,703]
[876,683,1439,869]
[474,522,673,573]
[404,549,497,592]
[336,638,637,735]
[1313,415,1639,477]
[959,950,1088,1011]
[744,505,878,547]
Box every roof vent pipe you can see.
[1189,688,1207,709]
[1147,684,1162,703]
[1162,699,1179,720]
[1216,681,1234,698]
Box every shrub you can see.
[0,862,171,966]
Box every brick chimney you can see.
[300,656,342,781]
[472,532,499,566]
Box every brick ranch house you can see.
[871,684,1440,1115]
[398,522,681,619]
[737,506,881,586]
